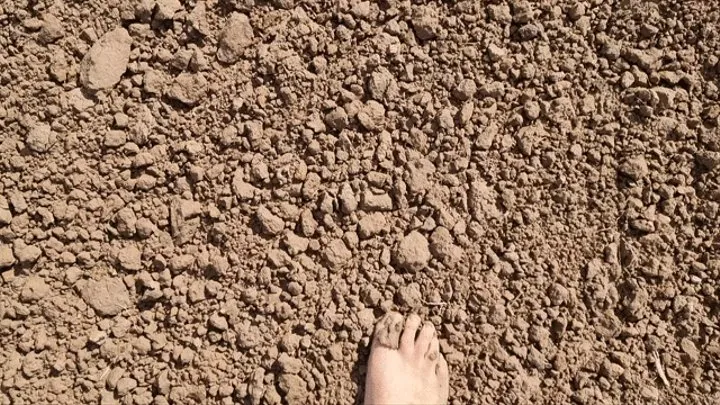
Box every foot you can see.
[364,312,450,405]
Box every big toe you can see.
[372,311,404,350]
[436,355,450,401]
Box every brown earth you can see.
[1,0,720,404]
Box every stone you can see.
[38,14,64,43]
[453,79,477,101]
[277,374,308,404]
[154,0,182,21]
[217,13,254,64]
[0,244,15,268]
[80,28,132,90]
[14,242,42,266]
[323,239,352,268]
[619,156,649,181]
[78,277,132,316]
[358,213,387,239]
[394,231,430,272]
[20,276,50,302]
[208,313,228,330]
[357,100,385,131]
[255,206,284,235]
[166,73,208,106]
[26,124,55,153]
[117,246,142,271]
[361,191,393,211]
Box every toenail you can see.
[427,351,438,361]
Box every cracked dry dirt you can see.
[1,0,720,404]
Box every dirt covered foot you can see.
[364,312,449,405]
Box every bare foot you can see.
[364,312,450,405]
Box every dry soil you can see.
[1,0,720,404]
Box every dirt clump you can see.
[79,27,132,90]
[2,0,720,404]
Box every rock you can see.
[116,377,138,397]
[282,232,309,256]
[680,338,700,364]
[395,284,422,308]
[412,8,439,40]
[106,367,125,389]
[325,107,349,130]
[14,242,42,266]
[255,206,284,235]
[38,14,64,43]
[476,123,498,150]
[428,226,463,268]
[22,352,43,377]
[518,23,541,40]
[80,28,132,90]
[437,108,455,129]
[26,124,56,153]
[117,246,142,271]
[0,244,15,268]
[487,44,506,61]
[78,277,132,316]
[323,239,352,268]
[599,360,624,379]
[104,130,127,148]
[277,353,303,374]
[65,88,96,111]
[154,0,182,21]
[232,169,256,200]
[468,180,501,221]
[453,79,477,101]
[515,125,546,156]
[208,313,228,330]
[116,207,137,237]
[619,156,649,181]
[169,255,195,272]
[338,183,357,214]
[8,193,27,213]
[166,73,208,106]
[652,87,676,110]
[179,347,195,365]
[302,173,322,200]
[547,283,569,306]
[217,13,254,64]
[20,276,50,302]
[568,3,586,20]
[357,100,385,131]
[361,191,393,211]
[188,1,210,36]
[277,374,308,404]
[0,207,12,225]
[358,213,387,239]
[135,218,155,238]
[368,67,395,100]
[623,48,662,72]
[394,231,431,272]
[188,281,205,303]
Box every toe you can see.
[372,311,404,350]
[400,313,422,353]
[436,355,450,402]
[415,321,436,354]
[425,336,440,362]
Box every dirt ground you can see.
[1,0,720,404]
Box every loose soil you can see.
[1,0,720,404]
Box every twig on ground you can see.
[652,351,671,387]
